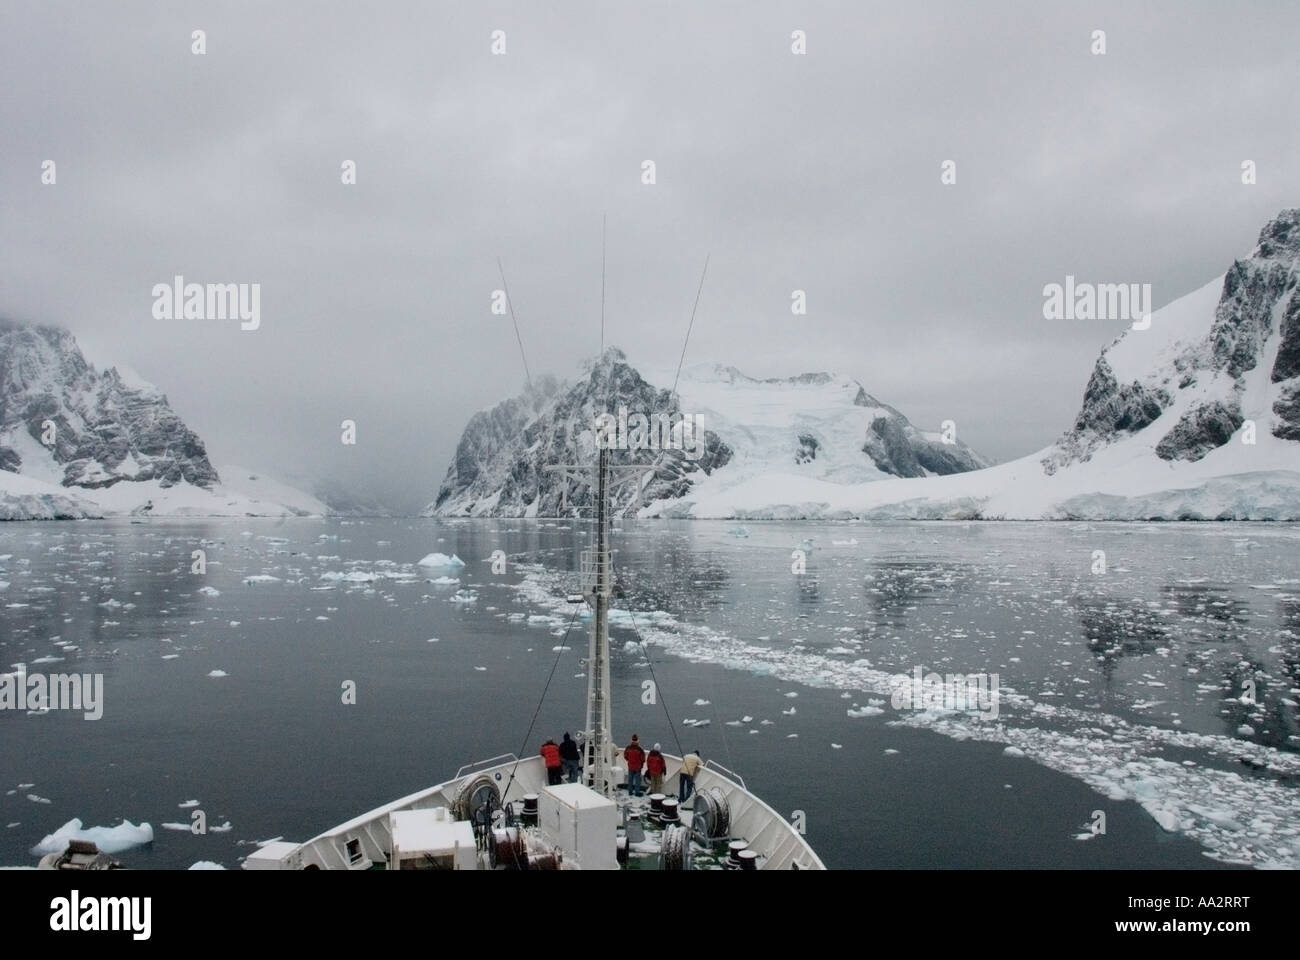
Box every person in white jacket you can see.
[678,749,702,803]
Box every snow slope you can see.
[644,362,988,484]
[0,463,327,518]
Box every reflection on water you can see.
[1,528,209,659]
[861,558,966,631]
[1078,595,1170,679]
[1161,583,1251,644]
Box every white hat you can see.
[653,743,661,751]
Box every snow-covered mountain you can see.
[426,348,988,517]
[0,320,325,519]
[1045,209,1300,473]
[431,208,1300,521]
[650,208,1300,520]
[1,319,217,490]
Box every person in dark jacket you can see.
[559,731,581,783]
[540,737,562,785]
[623,734,646,796]
[646,743,667,795]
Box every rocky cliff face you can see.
[427,348,988,517]
[428,350,733,516]
[1045,209,1300,473]
[0,319,219,490]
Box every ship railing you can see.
[580,547,612,595]
[454,753,520,780]
[702,759,746,789]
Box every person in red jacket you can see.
[540,737,563,785]
[623,734,646,796]
[645,743,667,795]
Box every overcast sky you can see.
[2,1,1297,512]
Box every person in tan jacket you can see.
[678,749,702,802]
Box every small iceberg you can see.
[31,818,154,857]
[418,553,466,570]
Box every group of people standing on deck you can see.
[539,732,702,803]
[539,733,584,786]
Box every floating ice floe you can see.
[178,800,200,808]
[31,818,154,856]
[418,553,466,570]
[846,706,884,718]
[319,571,377,583]
[207,670,228,678]
[197,586,220,597]
[693,698,710,706]
[242,575,280,584]
[189,861,225,870]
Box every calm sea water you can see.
[2,518,1297,869]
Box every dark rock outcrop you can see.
[1155,401,1244,462]
[0,319,219,490]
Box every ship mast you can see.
[548,436,650,796]
[584,444,614,795]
